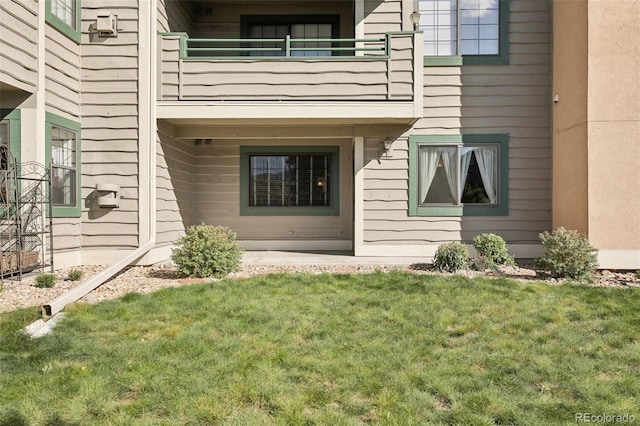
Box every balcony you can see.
[156,31,423,125]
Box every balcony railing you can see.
[158,32,421,103]
[183,35,388,58]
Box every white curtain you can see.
[419,147,440,203]
[439,147,458,203]
[474,147,497,204]
[460,147,475,196]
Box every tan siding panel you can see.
[155,126,194,247]
[79,0,140,251]
[0,0,38,93]
[363,0,553,246]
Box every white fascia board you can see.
[157,101,419,123]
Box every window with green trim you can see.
[46,0,81,43]
[240,146,339,216]
[0,122,8,169]
[0,110,21,206]
[46,113,81,217]
[419,0,509,65]
[0,109,21,169]
[409,134,508,216]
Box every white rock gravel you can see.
[0,263,637,313]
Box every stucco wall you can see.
[553,0,640,255]
[586,0,640,250]
[551,0,589,234]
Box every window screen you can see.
[249,154,331,207]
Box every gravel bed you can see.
[0,263,637,313]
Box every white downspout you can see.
[43,0,158,317]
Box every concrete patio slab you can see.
[241,251,428,266]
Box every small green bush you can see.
[66,269,83,281]
[171,223,244,278]
[433,241,469,272]
[469,255,496,272]
[34,274,56,288]
[472,233,515,266]
[536,227,599,279]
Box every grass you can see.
[1,271,639,425]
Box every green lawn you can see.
[1,272,639,425]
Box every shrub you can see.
[536,227,598,279]
[35,274,56,288]
[472,233,515,266]
[67,269,83,281]
[469,255,496,272]
[171,223,243,278]
[433,241,468,272]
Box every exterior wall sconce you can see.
[381,138,393,158]
[410,11,421,30]
[93,12,118,37]
[96,183,120,208]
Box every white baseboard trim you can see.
[80,249,138,266]
[240,240,353,251]
[597,250,640,270]
[355,243,543,260]
[136,245,174,266]
[52,251,82,269]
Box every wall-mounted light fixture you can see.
[381,138,393,158]
[96,183,120,208]
[410,11,421,30]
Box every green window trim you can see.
[45,0,82,44]
[45,112,81,218]
[409,134,508,217]
[240,145,340,216]
[421,0,510,66]
[0,109,22,166]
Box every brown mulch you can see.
[0,263,638,313]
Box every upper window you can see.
[46,113,81,217]
[46,0,81,43]
[240,146,339,216]
[419,0,509,65]
[409,134,508,216]
[51,0,77,29]
[241,15,340,57]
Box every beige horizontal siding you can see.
[44,27,81,121]
[158,0,192,33]
[52,219,81,252]
[42,18,82,256]
[364,0,403,37]
[80,0,140,251]
[189,2,354,39]
[362,0,552,247]
[0,0,38,93]
[155,122,195,248]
